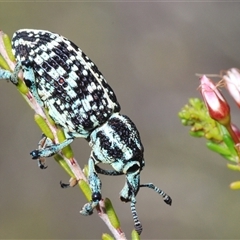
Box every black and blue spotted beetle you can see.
[0,29,172,235]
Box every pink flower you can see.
[200,75,240,152]
[200,75,230,126]
[222,68,240,107]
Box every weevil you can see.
[0,29,172,235]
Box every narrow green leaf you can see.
[54,154,74,177]
[206,141,232,156]
[79,180,92,201]
[104,198,120,229]
[83,164,89,178]
[227,163,240,171]
[44,108,56,126]
[0,54,10,70]
[56,128,73,158]
[222,132,237,157]
[34,114,54,140]
[3,33,15,61]
[230,181,240,190]
[102,233,114,240]
[131,229,140,240]
[16,79,29,94]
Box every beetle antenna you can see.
[130,201,142,235]
[140,183,172,205]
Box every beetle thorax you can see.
[89,112,144,173]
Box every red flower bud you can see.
[200,75,230,126]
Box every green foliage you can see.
[179,98,240,188]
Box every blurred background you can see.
[0,1,240,239]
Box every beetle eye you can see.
[127,163,139,173]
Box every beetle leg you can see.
[22,65,44,106]
[60,177,78,188]
[31,138,74,159]
[0,62,20,84]
[80,157,102,215]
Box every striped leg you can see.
[130,201,142,235]
[140,183,172,205]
